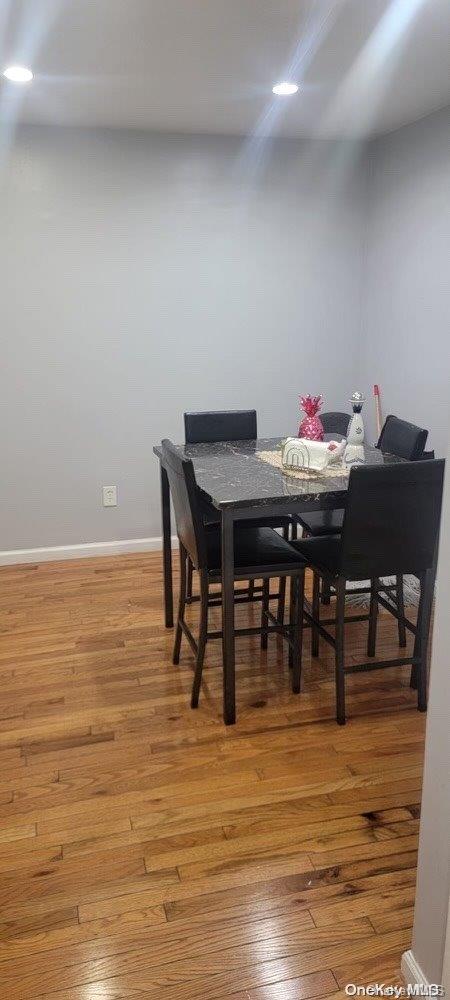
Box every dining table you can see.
[153,437,404,724]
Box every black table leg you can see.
[160,462,173,628]
[221,510,236,725]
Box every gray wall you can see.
[2,108,449,552]
[1,126,364,550]
[410,441,450,983]
[362,107,450,982]
[358,106,450,455]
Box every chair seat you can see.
[207,526,305,576]
[199,494,291,530]
[290,536,342,577]
[296,509,344,537]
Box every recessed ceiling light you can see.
[3,66,33,83]
[272,81,298,97]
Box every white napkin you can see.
[282,437,345,471]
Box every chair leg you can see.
[312,572,320,657]
[410,577,420,690]
[173,545,187,665]
[415,570,434,713]
[277,577,286,625]
[186,559,193,601]
[409,662,418,690]
[396,574,407,647]
[335,578,346,725]
[276,525,290,625]
[191,571,209,708]
[367,578,379,657]
[248,579,255,601]
[288,578,295,668]
[292,572,304,694]
[261,579,270,650]
[289,576,298,686]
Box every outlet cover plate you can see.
[102,485,118,507]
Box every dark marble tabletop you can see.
[153,438,404,512]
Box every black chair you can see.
[184,409,293,617]
[162,440,306,718]
[296,414,428,540]
[289,460,444,725]
[377,414,428,461]
[295,414,429,629]
[321,411,351,437]
[184,409,257,444]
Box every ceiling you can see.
[1,0,450,137]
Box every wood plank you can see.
[0,906,313,989]
[164,865,416,931]
[18,928,410,1000]
[0,918,373,998]
[214,969,338,1000]
[0,553,425,999]
[0,822,36,844]
[310,884,416,927]
[370,906,415,934]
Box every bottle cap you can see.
[349,390,365,405]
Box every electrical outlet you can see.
[102,485,118,507]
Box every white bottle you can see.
[347,391,365,444]
[345,391,366,466]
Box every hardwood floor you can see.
[0,552,426,999]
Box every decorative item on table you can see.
[373,384,382,438]
[282,437,346,472]
[344,392,366,466]
[343,444,365,466]
[298,394,324,441]
[347,391,365,443]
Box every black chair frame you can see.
[185,522,295,624]
[300,414,430,626]
[293,460,444,725]
[162,440,305,716]
[304,569,434,725]
[184,409,258,444]
[377,414,428,460]
[320,411,351,437]
[175,546,304,710]
[183,408,294,621]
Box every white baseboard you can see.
[401,949,430,989]
[0,536,179,567]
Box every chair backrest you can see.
[161,440,207,569]
[339,459,445,580]
[321,411,351,437]
[377,414,428,461]
[184,409,257,444]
